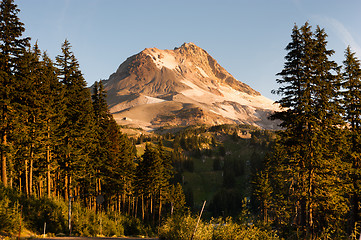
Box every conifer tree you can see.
[269,23,348,237]
[40,52,64,198]
[136,143,171,223]
[156,141,173,223]
[14,44,46,196]
[253,171,272,223]
[91,80,136,211]
[309,27,348,234]
[270,23,316,232]
[0,0,29,187]
[342,46,361,232]
[90,81,109,199]
[169,183,186,215]
[55,39,95,199]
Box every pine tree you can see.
[269,23,348,237]
[90,81,109,199]
[169,183,186,215]
[136,143,172,223]
[253,170,272,223]
[342,46,361,232]
[270,23,316,233]
[0,0,29,187]
[13,44,46,196]
[91,81,136,211]
[156,141,173,224]
[40,52,64,198]
[55,39,95,199]
[307,26,348,235]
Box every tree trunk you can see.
[150,196,153,215]
[19,173,22,193]
[118,195,121,213]
[47,125,51,198]
[38,178,43,198]
[29,156,33,195]
[47,158,51,198]
[135,197,138,218]
[141,194,144,220]
[128,195,131,215]
[122,193,126,212]
[158,191,162,226]
[1,131,7,187]
[25,159,29,195]
[65,172,68,201]
[152,196,155,226]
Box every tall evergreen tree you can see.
[135,143,173,224]
[90,80,136,212]
[39,51,64,198]
[14,44,46,196]
[269,23,348,238]
[89,81,108,199]
[55,39,94,199]
[307,26,348,235]
[342,46,361,232]
[270,23,316,233]
[0,0,29,187]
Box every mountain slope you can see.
[103,42,279,130]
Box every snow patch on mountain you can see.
[179,78,279,113]
[196,66,209,78]
[145,95,166,104]
[145,48,178,70]
[180,79,208,97]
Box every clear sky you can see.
[16,0,361,100]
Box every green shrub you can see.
[159,215,279,240]
[71,204,125,237]
[22,196,68,234]
[159,214,213,240]
[212,217,279,240]
[122,216,144,236]
[0,197,22,235]
[212,217,242,240]
[0,184,132,237]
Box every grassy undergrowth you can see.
[0,184,151,237]
[159,214,279,240]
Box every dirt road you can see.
[33,237,158,240]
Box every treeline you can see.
[0,0,184,233]
[253,22,361,239]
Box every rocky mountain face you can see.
[103,42,280,130]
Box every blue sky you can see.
[16,0,361,100]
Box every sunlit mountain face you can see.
[101,43,280,131]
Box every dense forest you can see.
[2,0,361,239]
[0,0,188,234]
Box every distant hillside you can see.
[132,124,276,217]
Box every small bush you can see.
[159,215,279,240]
[212,217,279,240]
[0,197,22,235]
[159,213,213,240]
[122,215,150,236]
[0,184,141,237]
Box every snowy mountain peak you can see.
[103,43,280,130]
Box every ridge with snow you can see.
[102,42,280,130]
